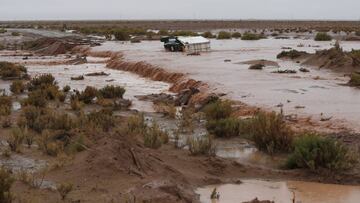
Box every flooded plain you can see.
[196,179,360,203]
[93,38,360,131]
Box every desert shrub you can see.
[21,90,48,107]
[78,86,98,104]
[63,85,71,92]
[286,133,356,171]
[67,135,86,153]
[27,74,57,91]
[19,106,76,133]
[57,183,73,200]
[0,95,12,116]
[143,122,168,149]
[86,109,115,131]
[38,130,63,156]
[158,29,169,36]
[24,127,34,148]
[349,72,360,86]
[217,31,232,39]
[203,100,232,121]
[187,134,215,156]
[0,28,6,34]
[11,32,20,36]
[231,32,242,38]
[249,111,294,154]
[113,30,130,41]
[171,30,198,36]
[10,80,25,94]
[153,102,176,118]
[315,32,332,41]
[206,118,241,138]
[70,97,82,111]
[202,31,215,38]
[0,62,27,80]
[241,32,264,40]
[356,30,360,36]
[0,43,4,50]
[127,114,146,135]
[58,92,66,102]
[98,85,125,99]
[7,127,25,152]
[276,50,307,59]
[0,167,14,203]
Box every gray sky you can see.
[1,0,360,20]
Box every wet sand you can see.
[93,39,360,131]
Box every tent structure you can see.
[161,36,211,53]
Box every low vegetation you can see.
[143,122,169,149]
[0,28,7,34]
[57,183,73,200]
[206,118,241,138]
[0,62,28,80]
[0,167,14,203]
[248,111,294,154]
[0,95,12,116]
[7,127,26,152]
[286,133,357,172]
[314,32,332,41]
[277,50,307,59]
[187,134,214,156]
[10,80,25,94]
[217,31,232,40]
[349,72,360,86]
[202,31,216,39]
[241,32,265,40]
[231,32,242,38]
[98,85,126,99]
[203,100,232,121]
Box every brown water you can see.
[0,54,170,112]
[196,179,360,203]
[93,39,360,131]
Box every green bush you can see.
[113,30,130,41]
[158,30,169,36]
[231,32,242,38]
[99,85,125,99]
[206,117,241,138]
[187,134,214,156]
[78,86,98,104]
[86,109,115,132]
[249,111,293,154]
[11,32,20,36]
[0,28,7,34]
[63,85,71,92]
[0,95,12,116]
[57,183,73,200]
[202,31,216,38]
[21,90,48,107]
[27,74,57,91]
[277,50,307,59]
[315,32,332,41]
[0,167,14,203]
[19,106,76,133]
[217,31,232,39]
[286,133,356,171]
[10,80,25,94]
[349,72,360,86]
[0,62,27,80]
[203,100,232,121]
[127,114,146,135]
[241,32,265,40]
[171,30,198,36]
[7,127,25,152]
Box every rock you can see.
[175,87,200,106]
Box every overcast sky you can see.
[1,0,359,20]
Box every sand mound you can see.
[303,47,360,72]
[239,59,279,67]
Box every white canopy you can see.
[177,36,210,45]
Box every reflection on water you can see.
[197,179,360,203]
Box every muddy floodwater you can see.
[0,55,170,112]
[196,179,360,203]
[93,39,360,131]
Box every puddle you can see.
[214,139,282,168]
[93,39,360,131]
[196,179,360,203]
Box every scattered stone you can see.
[272,69,297,74]
[71,75,84,80]
[299,67,310,72]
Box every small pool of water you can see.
[196,179,360,203]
